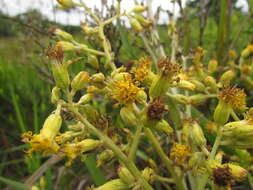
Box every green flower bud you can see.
[78,93,93,105]
[56,41,76,51]
[135,14,152,27]
[130,18,143,32]
[96,149,114,167]
[190,121,206,147]
[149,75,170,98]
[154,119,173,135]
[208,59,218,74]
[87,55,99,69]
[56,0,75,8]
[177,80,196,91]
[71,71,89,91]
[113,72,132,82]
[118,167,135,185]
[54,28,74,41]
[91,73,105,83]
[51,86,60,104]
[204,76,218,92]
[219,70,235,87]
[190,79,205,92]
[225,164,247,180]
[51,63,70,90]
[132,5,146,13]
[222,120,253,148]
[96,179,129,190]
[120,107,138,127]
[136,90,147,105]
[213,100,231,125]
[142,167,154,184]
[189,94,209,106]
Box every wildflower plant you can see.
[21,0,253,189]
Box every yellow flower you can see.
[170,143,191,165]
[106,75,143,105]
[214,87,246,125]
[219,87,246,110]
[130,57,151,83]
[62,139,101,166]
[22,113,62,154]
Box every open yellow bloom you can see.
[214,87,246,125]
[106,75,143,105]
[130,57,151,83]
[22,113,62,155]
[170,143,191,165]
[62,139,101,166]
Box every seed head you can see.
[212,166,233,187]
[157,57,181,78]
[147,97,167,121]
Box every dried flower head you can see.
[147,97,167,121]
[46,45,64,63]
[131,57,151,83]
[219,87,246,110]
[157,57,181,77]
[170,143,191,165]
[212,166,233,187]
[107,75,143,105]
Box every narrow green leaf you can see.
[0,176,29,190]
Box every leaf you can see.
[0,176,29,190]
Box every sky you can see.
[0,0,249,25]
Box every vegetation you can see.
[1,0,253,189]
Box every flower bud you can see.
[190,121,206,147]
[204,76,218,92]
[219,70,235,87]
[51,86,60,104]
[53,28,74,41]
[113,72,132,82]
[135,14,152,27]
[154,119,173,135]
[90,73,105,83]
[56,41,76,51]
[31,186,40,190]
[81,104,99,121]
[71,71,89,91]
[241,44,253,58]
[188,152,206,171]
[81,24,99,35]
[132,5,146,13]
[96,149,114,167]
[96,179,129,190]
[87,55,99,69]
[130,18,143,32]
[189,94,209,106]
[118,167,135,185]
[208,59,218,74]
[190,79,205,92]
[213,100,231,125]
[51,63,70,90]
[225,164,247,180]
[177,80,196,91]
[149,75,170,98]
[120,107,138,126]
[56,0,75,8]
[87,85,100,94]
[64,139,101,166]
[136,90,147,105]
[142,167,154,184]
[77,93,93,105]
[222,120,253,148]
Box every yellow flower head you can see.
[130,57,151,83]
[170,143,191,165]
[246,44,253,53]
[62,139,101,166]
[157,57,181,78]
[21,113,62,155]
[107,75,143,105]
[22,132,59,155]
[219,87,246,110]
[228,50,237,60]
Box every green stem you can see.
[128,123,143,162]
[197,127,223,190]
[144,128,185,190]
[72,109,153,190]
[247,173,253,190]
[231,110,240,121]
